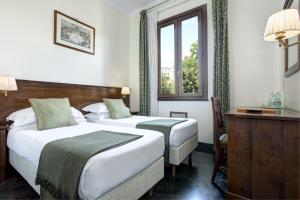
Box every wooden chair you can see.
[211,97,227,184]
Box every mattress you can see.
[7,122,164,200]
[87,116,198,147]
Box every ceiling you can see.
[104,0,159,14]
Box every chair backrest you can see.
[211,97,224,146]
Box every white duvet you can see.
[87,116,198,147]
[7,122,164,200]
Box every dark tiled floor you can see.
[0,151,225,200]
[141,151,226,200]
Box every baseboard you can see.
[196,142,214,154]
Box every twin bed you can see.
[0,80,199,200]
[7,122,165,200]
[87,115,199,174]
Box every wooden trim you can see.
[54,10,96,55]
[158,96,208,101]
[226,108,300,122]
[0,79,128,124]
[0,127,7,181]
[157,5,208,101]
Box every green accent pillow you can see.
[103,99,131,119]
[29,98,77,131]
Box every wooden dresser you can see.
[226,109,300,199]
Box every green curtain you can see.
[212,0,230,114]
[139,10,150,116]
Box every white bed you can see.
[87,115,199,175]
[7,122,165,200]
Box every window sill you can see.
[158,97,209,101]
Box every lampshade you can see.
[0,76,17,92]
[264,9,300,41]
[121,87,130,95]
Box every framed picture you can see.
[54,10,95,55]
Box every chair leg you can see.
[211,147,223,183]
[211,161,220,183]
[148,187,154,199]
[188,153,193,166]
[171,165,176,177]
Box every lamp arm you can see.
[278,38,288,48]
[287,41,300,48]
[279,38,300,49]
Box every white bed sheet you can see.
[7,122,164,200]
[87,116,198,147]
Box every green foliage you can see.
[161,74,175,96]
[182,41,200,93]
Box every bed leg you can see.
[148,188,154,199]
[188,153,193,166]
[171,165,176,177]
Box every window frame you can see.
[157,5,208,101]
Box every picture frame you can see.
[283,0,300,77]
[54,10,95,55]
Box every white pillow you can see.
[85,112,111,120]
[9,123,37,132]
[82,103,109,114]
[71,107,87,123]
[7,107,35,127]
[7,107,86,127]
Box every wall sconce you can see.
[264,9,300,48]
[0,76,18,96]
[121,87,130,98]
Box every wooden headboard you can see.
[0,79,129,124]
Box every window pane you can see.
[181,16,200,95]
[160,24,176,96]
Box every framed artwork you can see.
[54,10,95,55]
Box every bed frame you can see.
[0,79,165,200]
[170,134,198,175]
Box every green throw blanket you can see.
[136,119,187,165]
[35,130,143,200]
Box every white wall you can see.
[129,0,284,144]
[0,0,129,87]
[284,72,300,111]
[229,0,283,108]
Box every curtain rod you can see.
[146,0,171,11]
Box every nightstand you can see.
[0,124,8,182]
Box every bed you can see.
[86,115,199,176]
[0,80,166,200]
[7,122,164,200]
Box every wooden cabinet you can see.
[226,109,300,199]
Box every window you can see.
[158,5,208,101]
